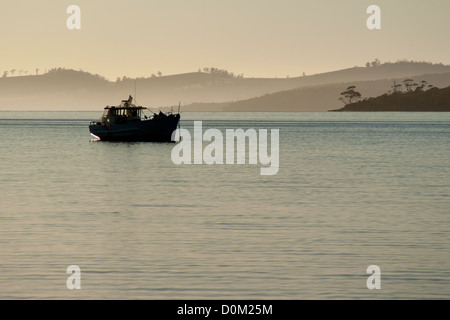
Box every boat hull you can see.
[89,114,180,142]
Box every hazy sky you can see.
[1,0,450,80]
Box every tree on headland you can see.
[417,80,434,92]
[419,80,428,90]
[391,80,402,93]
[392,78,435,94]
[2,71,8,78]
[338,86,362,105]
[403,79,414,92]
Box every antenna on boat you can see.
[134,79,137,104]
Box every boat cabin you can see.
[100,105,147,125]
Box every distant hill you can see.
[2,61,450,110]
[204,72,450,112]
[330,86,450,112]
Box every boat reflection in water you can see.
[89,95,180,142]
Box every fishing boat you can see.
[89,95,180,142]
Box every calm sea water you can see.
[0,111,449,299]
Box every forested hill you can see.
[331,86,450,112]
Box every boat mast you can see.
[134,79,137,104]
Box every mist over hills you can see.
[216,72,450,112]
[1,61,450,111]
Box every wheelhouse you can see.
[101,106,146,123]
